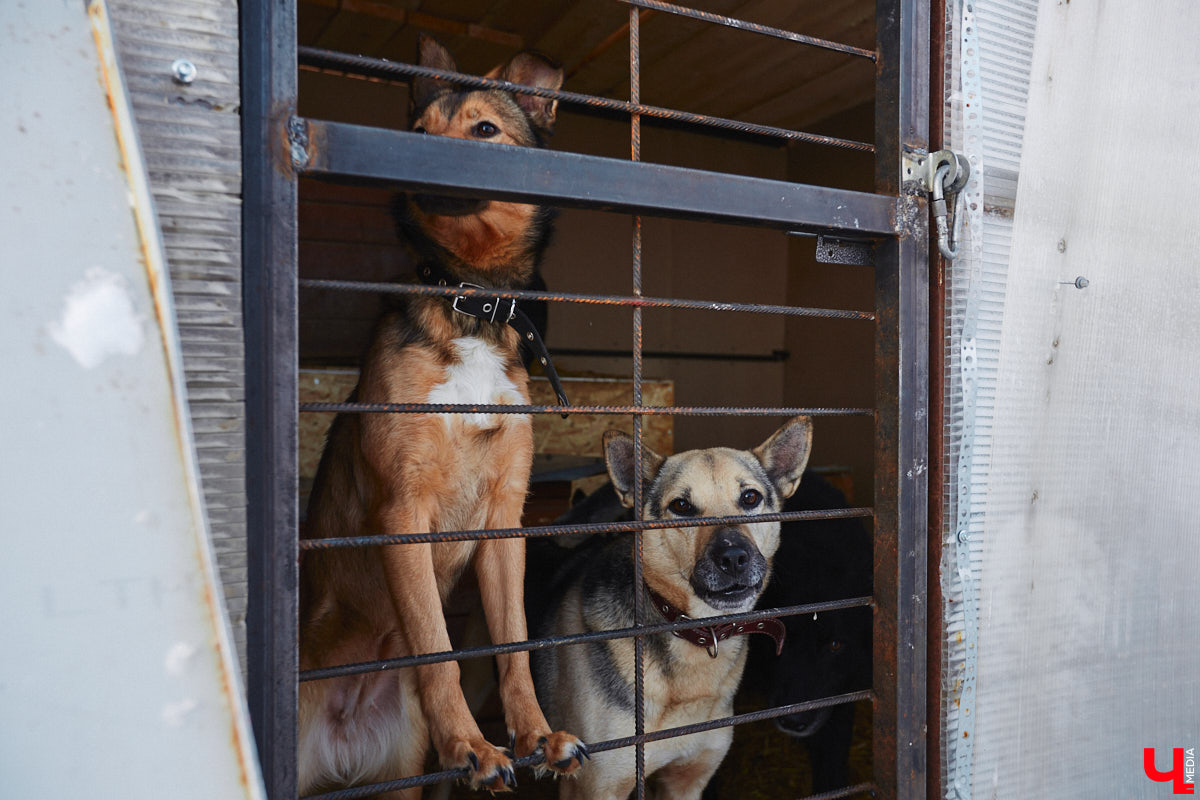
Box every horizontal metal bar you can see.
[298,119,898,235]
[296,47,873,151]
[300,689,873,799]
[298,278,876,321]
[299,507,874,550]
[801,782,878,800]
[299,402,873,418]
[300,596,872,681]
[619,0,877,60]
[551,347,790,362]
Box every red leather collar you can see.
[646,585,786,658]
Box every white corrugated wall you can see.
[942,1,1200,797]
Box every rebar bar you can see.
[299,690,873,799]
[298,278,877,321]
[619,0,877,60]
[296,47,875,152]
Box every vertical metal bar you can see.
[629,8,647,800]
[241,0,299,795]
[926,0,949,795]
[874,1,930,799]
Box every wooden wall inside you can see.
[298,71,793,456]
[784,101,877,503]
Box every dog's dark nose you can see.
[712,542,750,576]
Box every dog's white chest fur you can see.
[426,336,523,430]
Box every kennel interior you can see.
[243,1,929,798]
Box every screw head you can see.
[957,529,969,544]
[171,59,197,85]
[1074,276,1089,289]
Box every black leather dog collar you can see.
[418,263,569,417]
[646,585,786,659]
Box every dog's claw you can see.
[529,731,588,778]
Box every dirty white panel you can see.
[968,0,1200,797]
[0,1,264,797]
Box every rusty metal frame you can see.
[874,1,931,797]
[241,0,299,795]
[241,1,932,799]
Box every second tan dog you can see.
[531,417,814,799]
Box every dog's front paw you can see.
[444,738,517,792]
[520,731,589,777]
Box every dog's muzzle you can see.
[690,528,767,610]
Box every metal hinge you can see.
[904,149,971,260]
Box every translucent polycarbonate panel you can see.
[963,1,1200,797]
[941,0,1039,795]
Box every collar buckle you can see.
[450,282,483,318]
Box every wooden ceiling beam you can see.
[299,0,523,49]
[565,9,655,80]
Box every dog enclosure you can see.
[10,1,1200,798]
[243,2,929,798]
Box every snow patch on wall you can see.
[49,267,145,369]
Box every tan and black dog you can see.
[531,418,814,799]
[298,35,584,798]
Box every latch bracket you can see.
[814,234,873,266]
[903,149,971,259]
[903,148,970,194]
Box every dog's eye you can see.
[829,640,843,653]
[412,125,428,134]
[473,120,499,138]
[667,498,696,516]
[739,488,763,509]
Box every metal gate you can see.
[241,2,930,797]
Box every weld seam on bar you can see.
[299,507,874,550]
[300,599,870,678]
[618,0,876,60]
[299,402,872,417]
[296,47,873,152]
[300,690,872,800]
[298,278,876,321]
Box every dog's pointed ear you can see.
[412,34,457,112]
[602,430,665,509]
[752,416,813,501]
[486,51,564,133]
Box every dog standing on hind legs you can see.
[298,35,585,797]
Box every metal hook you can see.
[932,162,967,261]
